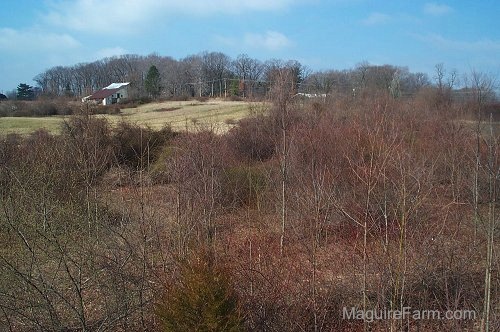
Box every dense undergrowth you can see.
[0,88,498,331]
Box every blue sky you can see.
[0,0,499,93]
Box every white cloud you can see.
[43,0,302,34]
[423,3,452,16]
[361,12,391,26]
[244,31,292,51]
[44,1,157,34]
[206,0,301,12]
[213,35,237,47]
[95,47,130,59]
[0,28,81,52]
[415,33,500,52]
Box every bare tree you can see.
[464,71,499,332]
[268,65,297,256]
[200,52,233,97]
[232,54,264,97]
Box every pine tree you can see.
[145,65,161,98]
[16,83,35,100]
[156,253,243,331]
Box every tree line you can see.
[32,52,434,100]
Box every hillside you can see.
[0,91,498,331]
[0,99,265,135]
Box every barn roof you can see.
[85,82,130,100]
[105,82,130,89]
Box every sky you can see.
[0,0,499,93]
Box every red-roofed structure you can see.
[82,82,130,105]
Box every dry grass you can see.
[460,119,500,136]
[107,99,267,133]
[0,99,267,135]
[0,116,66,135]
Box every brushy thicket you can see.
[0,88,498,331]
[0,97,156,117]
[0,100,76,116]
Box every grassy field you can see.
[0,99,267,135]
[106,99,266,132]
[0,116,65,135]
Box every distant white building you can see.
[82,82,130,105]
[294,92,327,99]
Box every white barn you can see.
[82,82,130,105]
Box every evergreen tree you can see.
[156,253,243,331]
[16,83,35,100]
[145,65,161,98]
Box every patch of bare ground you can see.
[153,107,181,112]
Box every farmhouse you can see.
[82,82,130,105]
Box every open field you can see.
[0,99,267,135]
[0,116,65,135]
[105,99,266,132]
[460,119,500,136]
